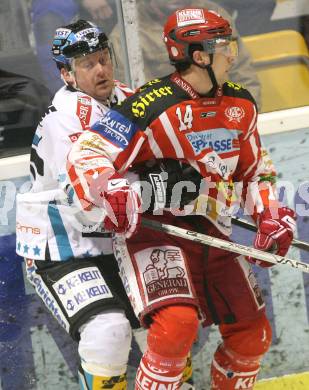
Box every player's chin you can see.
[96,83,113,98]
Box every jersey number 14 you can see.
[176,105,193,131]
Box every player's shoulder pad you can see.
[113,79,134,97]
[223,81,257,107]
[38,104,57,127]
[114,76,185,130]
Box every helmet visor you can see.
[203,37,238,57]
[214,39,238,57]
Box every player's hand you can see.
[249,207,296,267]
[103,173,141,238]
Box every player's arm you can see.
[235,104,296,264]
[30,110,62,186]
[67,109,143,236]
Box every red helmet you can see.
[163,8,232,64]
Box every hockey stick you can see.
[232,216,309,252]
[141,218,309,273]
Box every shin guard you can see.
[78,367,127,390]
[136,305,198,389]
[135,350,186,390]
[210,344,261,390]
[211,314,272,389]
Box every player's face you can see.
[73,48,114,103]
[212,42,237,86]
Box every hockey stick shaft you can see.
[141,218,309,273]
[232,217,309,252]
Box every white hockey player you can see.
[15,20,138,390]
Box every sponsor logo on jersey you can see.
[133,246,194,306]
[143,248,189,301]
[26,262,69,330]
[113,237,135,310]
[149,173,166,204]
[226,81,242,91]
[78,96,91,105]
[201,111,217,118]
[69,132,82,142]
[16,222,40,235]
[53,266,113,317]
[139,79,162,91]
[92,110,136,148]
[77,95,92,129]
[185,128,240,155]
[131,86,173,118]
[225,106,245,122]
[171,74,199,99]
[176,9,205,27]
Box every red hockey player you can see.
[67,8,296,390]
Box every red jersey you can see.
[67,73,276,234]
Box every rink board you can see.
[0,127,309,389]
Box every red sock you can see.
[135,350,186,390]
[211,343,261,390]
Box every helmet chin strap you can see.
[204,64,218,96]
[206,53,218,92]
[191,53,218,96]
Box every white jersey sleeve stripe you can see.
[145,127,164,158]
[243,133,259,178]
[159,112,184,158]
[119,136,147,172]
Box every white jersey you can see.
[16,82,133,261]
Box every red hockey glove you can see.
[249,207,296,267]
[103,173,141,238]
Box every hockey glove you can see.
[136,159,202,211]
[102,172,141,238]
[249,207,296,267]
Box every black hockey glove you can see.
[134,159,202,212]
